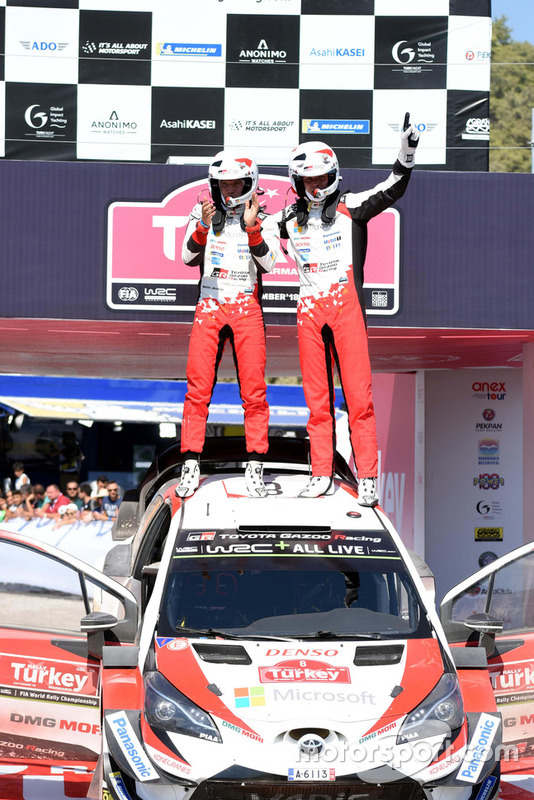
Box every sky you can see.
[492,0,534,44]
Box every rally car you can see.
[0,438,504,800]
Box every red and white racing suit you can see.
[273,161,413,478]
[181,204,277,456]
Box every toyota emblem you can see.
[298,733,325,759]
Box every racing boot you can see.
[176,459,200,498]
[245,460,268,498]
[298,476,333,498]
[357,477,378,507]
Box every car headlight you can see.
[397,672,464,744]
[144,671,222,743]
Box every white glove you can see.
[398,112,420,168]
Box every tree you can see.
[490,16,534,172]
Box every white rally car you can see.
[0,439,502,800]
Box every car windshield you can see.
[157,530,431,640]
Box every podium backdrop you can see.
[0,0,490,169]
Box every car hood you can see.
[155,636,445,734]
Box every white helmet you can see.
[208,150,259,210]
[289,141,340,202]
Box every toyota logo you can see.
[298,733,325,759]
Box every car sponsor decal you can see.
[107,712,159,782]
[108,771,133,800]
[0,652,99,706]
[359,639,442,739]
[173,530,400,560]
[259,659,351,684]
[458,714,499,783]
[234,686,265,708]
[156,640,264,741]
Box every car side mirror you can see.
[463,612,503,659]
[81,611,119,659]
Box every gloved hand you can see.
[398,112,420,167]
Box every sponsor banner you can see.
[447,90,490,171]
[106,174,401,315]
[78,10,151,85]
[299,88,373,168]
[173,529,401,560]
[77,83,151,161]
[4,6,78,85]
[424,370,522,600]
[372,87,447,165]
[4,82,76,160]
[446,15,491,92]
[225,14,300,89]
[299,13,374,91]
[151,86,225,161]
[374,16,448,90]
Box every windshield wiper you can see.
[301,630,383,640]
[175,626,294,641]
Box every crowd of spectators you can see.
[0,464,123,527]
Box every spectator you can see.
[93,482,121,521]
[0,494,7,522]
[65,480,83,510]
[90,474,109,495]
[34,484,70,519]
[90,487,108,518]
[24,484,47,518]
[5,490,25,520]
[54,503,80,528]
[78,482,93,511]
[58,431,84,493]
[13,462,30,491]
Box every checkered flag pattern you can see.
[0,0,491,169]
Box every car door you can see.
[440,542,534,776]
[0,529,138,799]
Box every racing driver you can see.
[270,116,420,504]
[178,151,277,499]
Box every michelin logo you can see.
[108,711,158,781]
[458,714,498,783]
[157,42,222,57]
[302,119,369,135]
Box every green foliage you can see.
[490,15,534,172]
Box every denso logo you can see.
[266,648,339,657]
[259,659,350,684]
[472,381,506,400]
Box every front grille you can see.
[193,780,426,800]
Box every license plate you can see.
[288,768,336,781]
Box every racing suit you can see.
[274,161,413,478]
[181,205,277,456]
